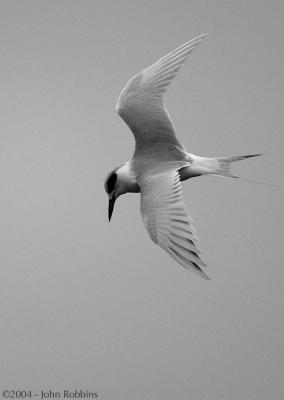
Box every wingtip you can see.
[194,33,208,42]
[202,272,211,280]
[197,267,211,280]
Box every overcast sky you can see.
[0,1,283,399]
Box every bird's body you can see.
[105,34,260,279]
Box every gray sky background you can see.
[0,1,283,399]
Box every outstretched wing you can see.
[139,167,210,279]
[116,34,207,153]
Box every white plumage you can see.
[105,34,260,279]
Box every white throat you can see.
[117,162,140,194]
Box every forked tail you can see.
[212,154,262,178]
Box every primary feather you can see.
[139,165,210,280]
[116,34,207,155]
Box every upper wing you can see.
[116,34,207,152]
[139,167,210,279]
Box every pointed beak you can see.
[108,194,116,221]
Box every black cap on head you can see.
[104,171,117,194]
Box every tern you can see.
[104,34,260,279]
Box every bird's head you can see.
[104,166,129,221]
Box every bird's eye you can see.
[105,172,117,194]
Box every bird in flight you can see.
[104,34,260,279]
